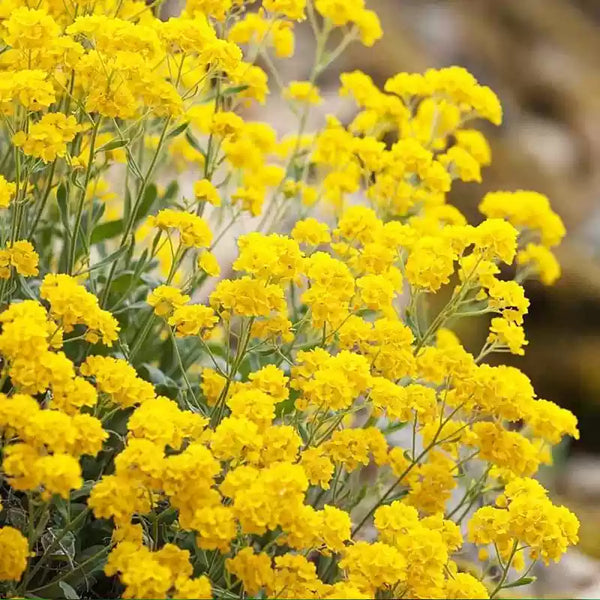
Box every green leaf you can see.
[58,581,79,599]
[112,301,150,315]
[206,341,228,360]
[56,183,70,233]
[380,490,409,505]
[84,244,130,274]
[90,200,106,226]
[110,271,134,295]
[297,422,309,444]
[133,183,157,224]
[237,355,253,380]
[349,484,369,508]
[166,121,189,140]
[503,576,536,589]
[69,481,94,501]
[18,275,38,300]
[96,138,129,153]
[139,363,177,388]
[90,219,123,244]
[161,180,179,204]
[184,130,206,157]
[31,159,50,174]
[275,396,295,418]
[222,84,249,96]
[382,421,409,435]
[204,84,249,102]
[132,248,149,280]
[123,186,132,223]
[140,272,162,289]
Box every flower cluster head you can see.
[40,274,120,345]
[0,0,580,598]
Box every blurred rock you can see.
[560,454,600,501]
[533,550,600,598]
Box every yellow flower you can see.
[210,277,286,317]
[339,541,406,593]
[148,209,213,248]
[488,317,528,355]
[40,274,119,345]
[486,279,529,324]
[175,575,213,599]
[445,573,489,599]
[406,236,457,292]
[226,548,274,596]
[284,81,322,104]
[0,526,29,581]
[480,190,565,248]
[320,505,351,552]
[13,113,80,162]
[37,453,83,500]
[147,285,190,318]
[0,176,16,208]
[193,178,221,206]
[7,240,39,277]
[81,355,156,408]
[517,243,561,285]
[233,232,304,283]
[263,0,306,20]
[473,218,518,264]
[168,304,218,337]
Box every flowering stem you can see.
[100,116,171,307]
[490,539,519,598]
[210,317,254,427]
[19,507,90,592]
[351,402,465,537]
[414,257,483,352]
[27,159,57,241]
[29,543,112,597]
[169,327,206,415]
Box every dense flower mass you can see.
[0,0,579,598]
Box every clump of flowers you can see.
[0,0,579,599]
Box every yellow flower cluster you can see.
[469,478,579,566]
[0,176,16,209]
[13,113,81,162]
[105,542,212,599]
[148,209,213,249]
[40,274,120,345]
[0,526,29,582]
[0,0,580,598]
[0,240,39,279]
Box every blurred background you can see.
[248,0,600,594]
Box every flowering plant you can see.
[0,0,580,598]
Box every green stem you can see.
[67,118,101,275]
[100,116,171,307]
[19,508,90,592]
[210,317,254,427]
[414,257,483,352]
[351,402,465,537]
[129,243,184,362]
[27,159,57,241]
[169,327,206,415]
[490,539,519,598]
[29,544,112,597]
[129,310,155,363]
